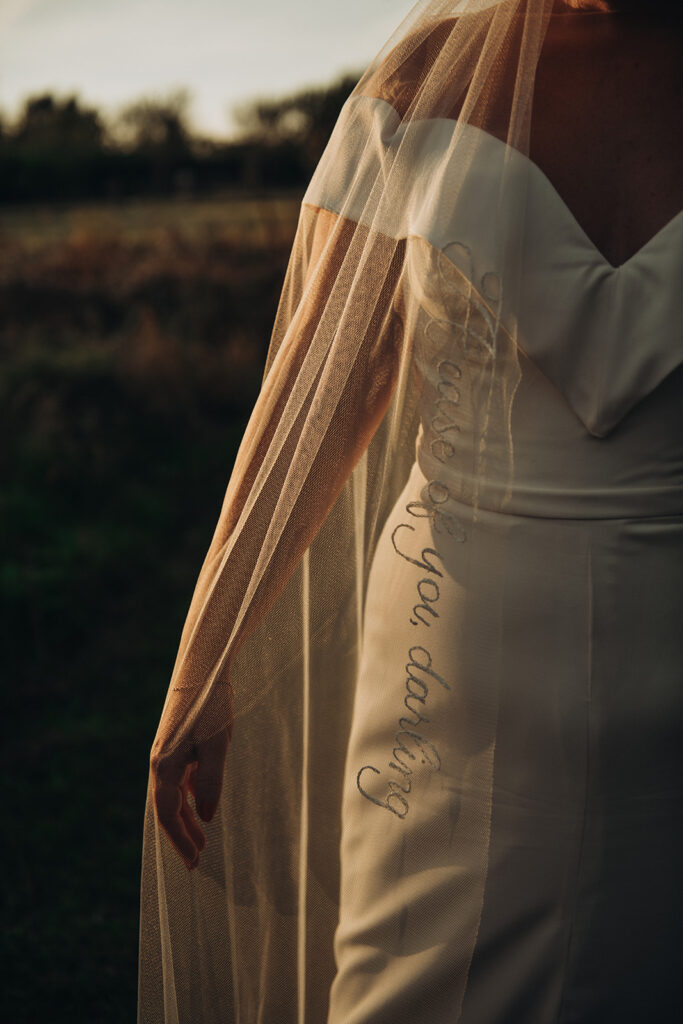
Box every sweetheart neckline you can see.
[313,94,683,439]
[487,130,683,272]
[368,95,683,273]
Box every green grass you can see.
[0,194,299,1021]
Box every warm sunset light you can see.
[5,3,681,1022]
[0,0,414,139]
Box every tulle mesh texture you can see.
[138,3,565,1021]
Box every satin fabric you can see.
[138,7,682,1017]
[326,120,683,1021]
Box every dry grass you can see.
[1,192,301,1022]
[0,191,301,251]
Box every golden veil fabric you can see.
[138,2,569,1020]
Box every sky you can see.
[0,0,417,139]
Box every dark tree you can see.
[12,93,104,152]
[113,89,193,157]
[233,73,360,172]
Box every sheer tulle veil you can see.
[137,2,589,1020]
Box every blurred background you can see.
[0,1,413,1019]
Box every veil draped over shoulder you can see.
[138,2,583,1020]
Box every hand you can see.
[151,725,231,871]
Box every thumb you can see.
[193,728,229,823]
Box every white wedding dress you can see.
[325,98,683,1023]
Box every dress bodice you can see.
[414,346,683,521]
[402,109,683,521]
[305,93,683,520]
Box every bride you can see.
[139,2,683,1021]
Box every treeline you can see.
[0,74,359,203]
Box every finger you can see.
[193,729,229,823]
[180,786,207,853]
[152,753,199,869]
[154,779,200,868]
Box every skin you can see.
[534,2,683,266]
[151,209,405,869]
[152,1,682,869]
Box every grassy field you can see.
[0,193,301,1021]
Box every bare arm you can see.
[151,207,405,868]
